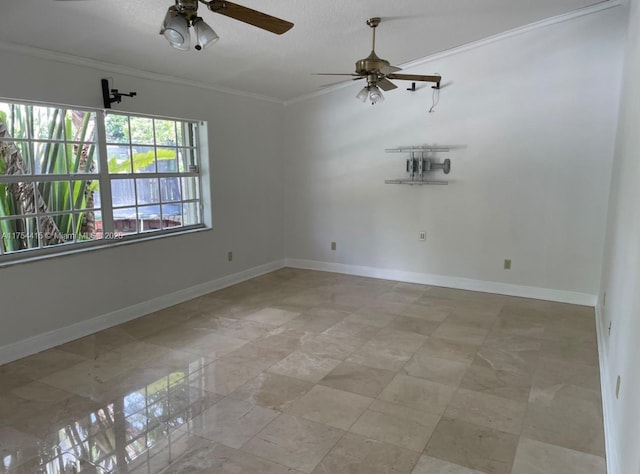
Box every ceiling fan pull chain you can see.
[429,80,441,113]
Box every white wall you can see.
[598,0,640,472]
[0,48,285,350]
[283,7,626,301]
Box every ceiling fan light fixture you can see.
[193,17,219,50]
[369,85,384,105]
[161,6,190,49]
[356,86,370,103]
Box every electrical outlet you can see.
[331,242,337,251]
[227,251,233,262]
[504,259,512,270]
[616,375,621,399]
[419,231,426,241]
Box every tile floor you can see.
[0,268,606,473]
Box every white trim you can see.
[595,303,619,474]
[0,259,285,366]
[0,41,282,105]
[285,258,596,306]
[284,0,622,106]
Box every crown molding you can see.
[284,0,622,106]
[0,40,284,105]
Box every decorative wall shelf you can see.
[385,146,451,185]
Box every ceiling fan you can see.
[317,18,441,105]
[55,0,294,51]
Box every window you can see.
[0,100,205,260]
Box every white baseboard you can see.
[595,304,618,474]
[284,258,596,306]
[0,259,285,366]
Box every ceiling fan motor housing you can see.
[175,0,199,21]
[355,51,392,76]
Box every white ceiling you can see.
[0,0,611,101]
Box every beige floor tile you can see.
[511,437,606,474]
[269,351,342,383]
[530,357,601,404]
[298,333,362,360]
[446,310,499,329]
[346,329,426,372]
[432,322,489,346]
[188,361,263,395]
[217,343,290,371]
[493,308,547,338]
[241,307,301,326]
[178,397,278,448]
[540,338,600,367]
[522,384,605,456]
[57,326,139,358]
[378,289,424,305]
[350,408,435,452]
[7,380,76,404]
[368,399,442,429]
[444,388,527,434]
[242,413,343,473]
[322,320,382,344]
[401,302,450,322]
[144,327,248,358]
[197,317,274,341]
[311,432,419,474]
[162,435,305,474]
[0,372,33,394]
[402,353,469,387]
[411,455,484,473]
[0,349,87,382]
[254,328,311,352]
[37,356,133,401]
[284,308,350,333]
[160,437,233,472]
[475,340,540,375]
[363,299,409,316]
[286,385,373,430]
[0,426,40,459]
[346,340,415,372]
[113,341,213,374]
[459,362,533,403]
[378,374,455,415]
[425,417,519,474]
[319,361,395,397]
[222,450,306,474]
[7,393,101,439]
[344,309,397,327]
[229,372,314,411]
[387,316,441,336]
[418,337,479,363]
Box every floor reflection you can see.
[2,359,213,474]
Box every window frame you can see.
[0,97,209,265]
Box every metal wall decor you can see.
[385,146,451,185]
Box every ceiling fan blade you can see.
[378,78,397,91]
[381,65,402,74]
[313,73,362,77]
[320,77,364,88]
[386,73,441,84]
[207,0,293,35]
